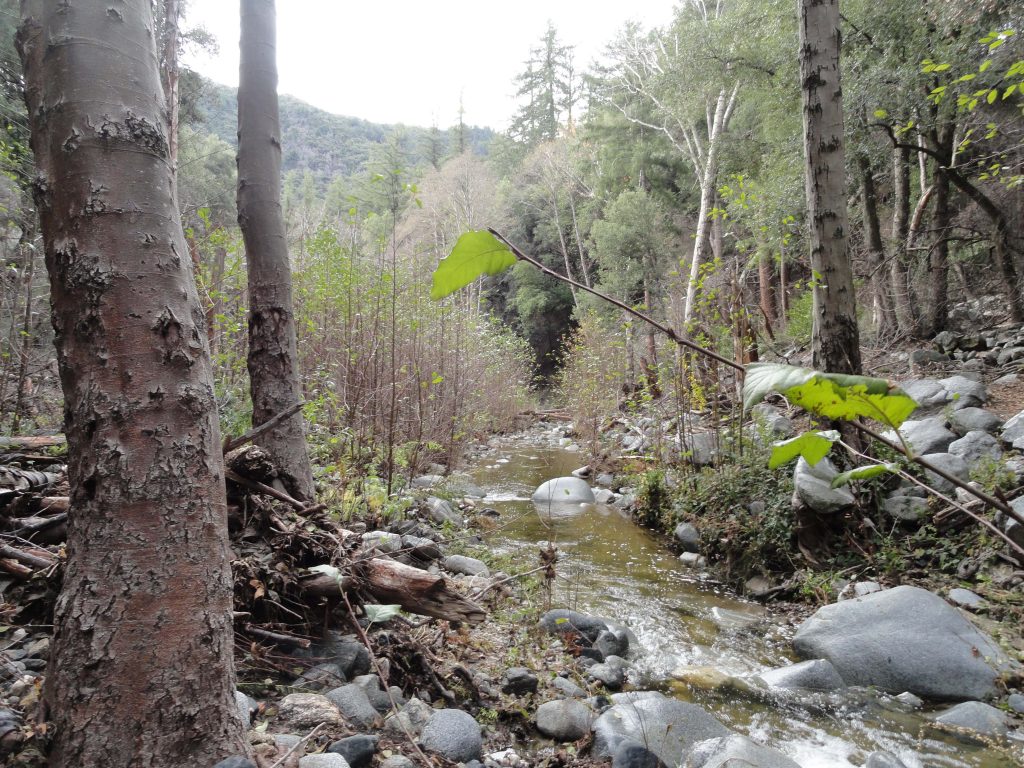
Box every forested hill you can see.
[188,75,495,185]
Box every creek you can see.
[466,429,1020,768]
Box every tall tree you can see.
[237,0,314,500]
[798,0,861,373]
[509,23,576,148]
[17,1,247,765]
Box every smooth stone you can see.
[501,667,539,695]
[1007,693,1024,713]
[311,633,371,679]
[351,674,399,713]
[444,554,490,577]
[324,684,382,728]
[419,708,482,763]
[535,699,596,741]
[900,379,947,410]
[882,494,928,522]
[551,676,588,698]
[594,488,616,504]
[539,609,608,642]
[588,655,628,689]
[910,349,949,365]
[275,693,344,730]
[793,585,1013,700]
[445,473,486,498]
[932,700,1008,741]
[591,691,729,765]
[326,735,378,768]
[214,759,257,768]
[401,534,442,561]
[948,430,1001,465]
[793,457,855,513]
[380,758,415,768]
[948,407,1003,436]
[612,740,668,768]
[883,418,957,456]
[674,522,701,553]
[679,552,708,568]
[919,452,970,495]
[1001,409,1024,449]
[383,697,433,738]
[595,629,629,659]
[293,662,347,691]
[425,496,463,526]
[532,477,595,504]
[412,474,443,488]
[299,756,351,768]
[571,465,591,478]
[235,691,255,726]
[361,530,401,554]
[948,588,985,609]
[272,734,303,750]
[684,432,718,467]
[993,373,1020,386]
[750,403,795,438]
[939,375,987,408]
[687,734,800,768]
[596,473,615,486]
[895,692,923,709]
[864,752,910,768]
[756,659,845,692]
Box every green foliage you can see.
[831,462,898,488]
[782,289,814,345]
[430,230,518,300]
[634,469,670,528]
[768,430,838,469]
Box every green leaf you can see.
[430,230,518,300]
[768,430,839,469]
[364,604,402,625]
[309,564,346,589]
[987,88,998,104]
[831,462,898,488]
[743,363,917,428]
[873,109,888,119]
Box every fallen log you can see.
[7,495,69,518]
[0,436,66,450]
[8,513,67,543]
[0,467,62,498]
[299,556,486,625]
[0,543,56,570]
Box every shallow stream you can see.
[466,432,1022,768]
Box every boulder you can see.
[535,699,596,741]
[947,588,985,609]
[684,433,718,467]
[425,497,463,527]
[1001,409,1024,449]
[947,430,1001,465]
[938,375,987,409]
[674,523,701,553]
[532,477,595,505]
[443,554,490,577]
[501,667,539,695]
[919,452,970,495]
[686,734,800,768]
[361,530,402,554]
[293,662,347,691]
[751,403,795,439]
[756,659,845,692]
[551,676,588,698]
[591,691,730,765]
[882,494,928,522]
[882,418,957,455]
[612,740,668,768]
[588,655,628,689]
[327,735,378,768]
[383,697,433,738]
[401,535,443,562]
[275,693,345,730]
[419,708,482,763]
[324,684,382,728]
[793,585,1013,700]
[932,700,1008,741]
[948,408,1003,436]
[793,457,855,513]
[594,488,616,504]
[539,609,609,643]
[900,379,947,412]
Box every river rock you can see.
[793,585,1013,700]
[539,609,609,642]
[327,735,378,768]
[1001,409,1024,449]
[535,699,596,741]
[419,708,482,763]
[1007,693,1024,713]
[932,700,1008,741]
[910,349,948,365]
[684,432,718,467]
[362,530,402,554]
[947,588,985,609]
[293,662,347,691]
[325,684,382,728]
[612,740,668,768]
[275,693,345,730]
[383,697,433,737]
[882,494,928,522]
[351,674,401,713]
[882,418,957,456]
[426,496,463,526]
[948,407,1003,436]
[864,752,910,768]
[674,522,701,553]
[594,488,616,504]
[948,430,1001,465]
[412,474,444,489]
[588,655,628,689]
[591,691,730,765]
[446,473,486,498]
[686,734,800,768]
[235,690,255,725]
[920,452,970,495]
[444,554,490,577]
[214,758,256,768]
[380,758,415,768]
[900,379,947,412]
[533,477,595,505]
[756,659,845,692]
[939,375,987,409]
[793,457,855,513]
[551,676,588,698]
[751,403,795,439]
[401,534,443,561]
[679,552,708,568]
[301,633,370,679]
[595,628,629,658]
[501,667,538,695]
[299,756,350,768]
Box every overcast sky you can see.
[183,1,677,130]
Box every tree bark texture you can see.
[889,146,917,335]
[17,2,248,766]
[858,155,895,339]
[237,0,314,501]
[798,0,861,374]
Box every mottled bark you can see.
[237,0,314,501]
[161,0,180,170]
[858,155,895,339]
[925,165,952,336]
[798,0,861,374]
[17,2,247,766]
[889,146,917,335]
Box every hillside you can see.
[187,74,495,185]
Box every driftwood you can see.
[0,436,66,450]
[299,556,486,625]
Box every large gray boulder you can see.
[685,734,800,768]
[932,700,1008,741]
[755,659,845,692]
[591,691,729,765]
[539,609,609,642]
[443,554,490,577]
[674,522,701,553]
[793,586,1013,700]
[900,379,947,412]
[939,375,987,409]
[948,408,1003,436]
[920,452,970,495]
[532,477,595,505]
[793,457,855,513]
[947,430,1001,466]
[1001,409,1024,450]
[882,418,957,456]
[325,684,382,728]
[535,699,596,741]
[419,708,482,763]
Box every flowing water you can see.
[465,431,1023,768]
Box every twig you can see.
[222,401,305,454]
[266,722,325,768]
[243,623,311,649]
[0,543,56,569]
[10,512,67,538]
[224,469,306,511]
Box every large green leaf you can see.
[430,230,518,300]
[768,430,839,469]
[831,462,898,488]
[744,363,917,429]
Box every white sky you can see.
[183,1,678,130]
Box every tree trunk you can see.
[889,146,917,335]
[925,164,952,337]
[237,0,314,501]
[17,2,248,766]
[858,155,896,339]
[161,0,180,170]
[798,0,861,374]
